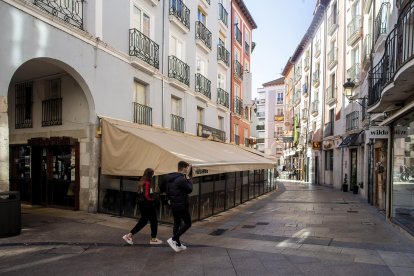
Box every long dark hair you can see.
[139,168,154,190]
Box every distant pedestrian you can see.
[122,168,163,245]
[166,161,193,252]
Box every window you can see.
[331,1,338,24]
[325,150,334,171]
[235,84,240,98]
[133,6,150,37]
[42,79,62,126]
[15,82,33,129]
[134,81,146,105]
[351,46,360,65]
[276,127,283,136]
[276,108,284,116]
[196,56,207,75]
[244,60,250,72]
[218,73,225,89]
[329,108,335,123]
[197,106,204,124]
[218,116,224,130]
[170,36,184,60]
[197,8,206,25]
[171,96,181,116]
[277,92,283,104]
[235,49,240,62]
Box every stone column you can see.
[0,96,9,192]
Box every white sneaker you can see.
[176,243,187,251]
[167,238,180,252]
[150,238,163,245]
[122,234,133,245]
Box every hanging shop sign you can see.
[312,141,321,150]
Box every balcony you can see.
[294,91,301,105]
[256,125,265,131]
[328,47,338,70]
[34,0,84,29]
[328,11,339,35]
[311,100,319,116]
[295,66,302,82]
[169,0,190,33]
[277,98,284,105]
[325,85,337,105]
[195,21,212,52]
[312,70,320,87]
[235,25,242,45]
[304,56,310,72]
[302,108,308,122]
[363,34,372,70]
[347,16,362,45]
[171,114,184,132]
[197,123,225,142]
[168,56,190,89]
[234,60,243,80]
[347,63,360,84]
[275,114,284,121]
[346,111,359,132]
[302,83,309,97]
[195,73,211,100]
[218,3,228,29]
[324,122,334,137]
[129,28,159,70]
[217,44,230,68]
[234,96,243,116]
[42,98,62,126]
[245,42,250,56]
[374,2,390,44]
[314,40,321,57]
[133,102,152,126]
[256,112,265,118]
[217,88,229,109]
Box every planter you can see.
[342,184,348,192]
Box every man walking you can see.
[166,161,193,252]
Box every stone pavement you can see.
[2,181,414,275]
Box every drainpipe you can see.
[161,0,166,127]
[321,4,329,186]
[229,4,233,143]
[340,0,348,189]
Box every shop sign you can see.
[367,127,389,139]
[394,126,408,138]
[274,115,284,121]
[312,141,321,149]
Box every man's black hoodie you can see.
[166,172,193,211]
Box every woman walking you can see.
[122,168,162,245]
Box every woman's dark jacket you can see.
[166,173,193,211]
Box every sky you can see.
[243,0,317,98]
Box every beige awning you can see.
[101,117,275,177]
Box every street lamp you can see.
[342,78,366,107]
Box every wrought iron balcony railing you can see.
[302,108,308,121]
[346,111,359,132]
[311,100,319,116]
[129,28,159,69]
[217,88,229,108]
[133,102,152,126]
[34,0,84,29]
[312,70,320,87]
[363,34,372,64]
[347,15,362,44]
[235,25,242,44]
[171,114,184,132]
[195,21,212,49]
[325,85,337,104]
[374,2,390,43]
[256,125,265,131]
[168,56,190,86]
[234,96,243,116]
[328,11,338,35]
[245,42,250,56]
[328,47,338,69]
[195,73,211,99]
[347,63,360,83]
[42,98,62,126]
[234,60,243,80]
[169,0,190,30]
[217,44,230,66]
[304,56,310,71]
[302,83,309,95]
[218,3,228,27]
[15,82,33,129]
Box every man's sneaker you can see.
[167,238,180,252]
[150,238,163,245]
[122,234,133,245]
[176,243,187,251]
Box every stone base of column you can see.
[0,96,9,192]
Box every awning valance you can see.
[338,131,363,148]
[101,118,275,177]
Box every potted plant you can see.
[342,174,348,192]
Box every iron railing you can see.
[256,125,265,131]
[169,0,190,30]
[168,56,190,86]
[374,2,390,43]
[129,28,159,69]
[363,34,372,63]
[347,63,360,83]
[15,82,33,129]
[313,70,320,86]
[234,96,243,116]
[346,111,359,132]
[245,42,250,56]
[33,0,84,29]
[217,88,229,108]
[328,11,338,34]
[347,15,362,44]
[219,3,228,27]
[42,98,62,126]
[133,102,152,126]
[302,108,308,121]
[217,44,230,66]
[235,25,242,44]
[302,82,309,95]
[326,85,337,104]
[311,100,319,115]
[195,73,211,98]
[195,21,212,49]
[171,114,184,132]
[234,60,243,79]
[328,47,338,69]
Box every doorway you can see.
[350,149,358,191]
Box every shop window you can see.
[15,82,33,129]
[325,150,333,171]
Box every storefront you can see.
[390,111,414,233]
[99,118,276,222]
[9,137,79,210]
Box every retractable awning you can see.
[338,131,363,148]
[101,118,275,177]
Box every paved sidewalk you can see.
[1,181,414,275]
